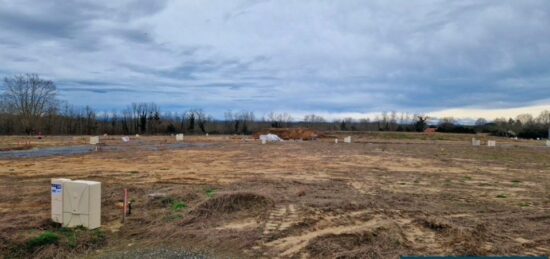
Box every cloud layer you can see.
[1,0,550,118]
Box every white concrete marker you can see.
[546,140,550,147]
[121,136,130,142]
[487,140,496,147]
[344,136,351,143]
[176,133,184,142]
[89,136,100,145]
[335,138,338,144]
[471,138,480,146]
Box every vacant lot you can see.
[0,133,549,258]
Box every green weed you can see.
[27,231,59,250]
[171,201,187,212]
[206,188,217,198]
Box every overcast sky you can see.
[1,0,550,119]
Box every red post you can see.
[122,188,128,222]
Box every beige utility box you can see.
[51,178,72,223]
[90,136,100,145]
[62,180,101,229]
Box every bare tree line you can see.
[1,74,549,138]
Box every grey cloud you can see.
[1,0,550,118]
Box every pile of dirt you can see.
[253,128,321,140]
[185,192,274,221]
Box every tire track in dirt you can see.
[262,204,299,237]
[264,213,392,258]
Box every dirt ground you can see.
[0,133,549,258]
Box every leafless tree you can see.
[266,112,293,128]
[1,74,57,134]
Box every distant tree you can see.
[475,118,487,126]
[536,110,550,126]
[437,117,456,132]
[186,111,195,131]
[266,112,293,128]
[414,115,429,132]
[516,113,534,126]
[1,74,57,134]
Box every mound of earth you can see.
[184,192,274,222]
[253,128,321,140]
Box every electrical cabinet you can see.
[62,180,101,229]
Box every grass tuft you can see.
[27,231,59,250]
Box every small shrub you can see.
[496,194,507,199]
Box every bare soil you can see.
[0,133,549,258]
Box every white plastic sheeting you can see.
[259,134,283,143]
[121,136,130,142]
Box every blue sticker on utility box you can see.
[51,184,63,195]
